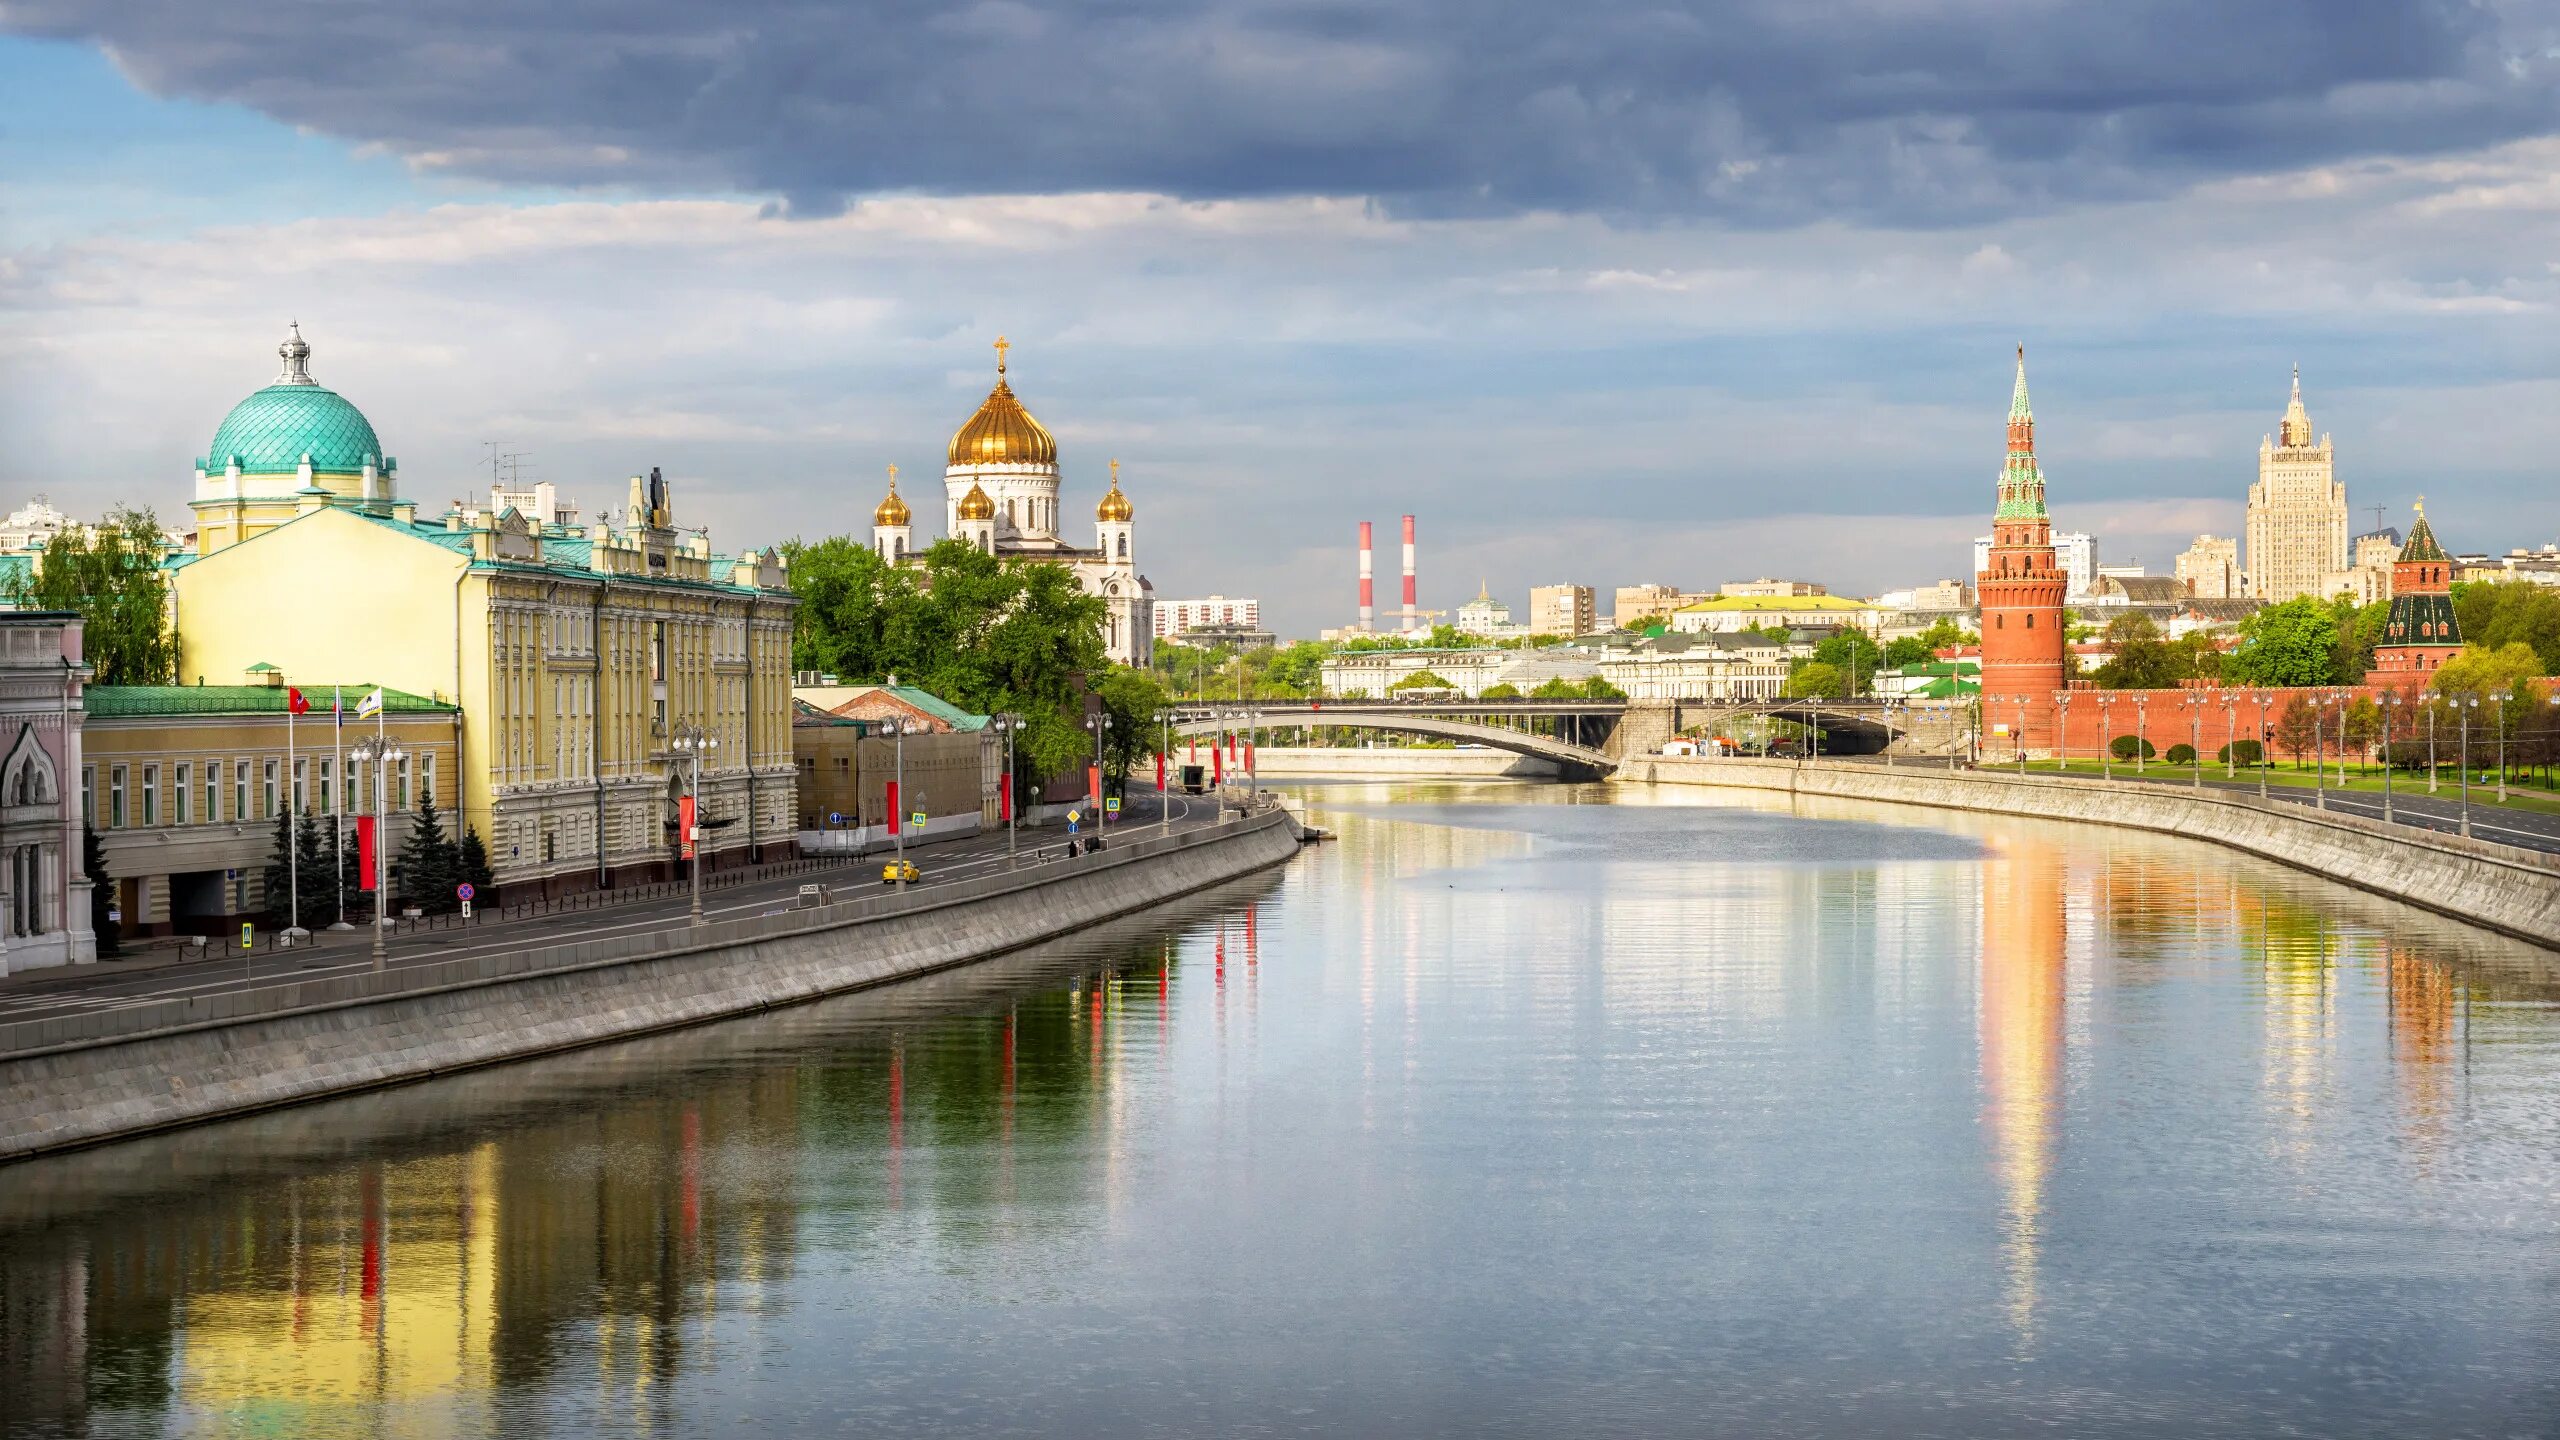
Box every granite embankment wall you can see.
[1252,747,1562,778]
[0,809,1302,1163]
[1625,757,2560,948]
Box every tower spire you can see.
[1997,346,2046,520]
[276,321,315,385]
[2279,365,2312,447]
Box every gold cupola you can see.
[872,464,911,526]
[947,336,1058,468]
[956,481,998,521]
[1096,457,1134,522]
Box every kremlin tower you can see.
[1976,347,2070,754]
[2372,500,2462,683]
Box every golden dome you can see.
[872,465,911,526]
[947,336,1057,468]
[956,481,997,522]
[1096,457,1133,522]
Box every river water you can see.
[4,780,2559,1438]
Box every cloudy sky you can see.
[2,2,2556,634]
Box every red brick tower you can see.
[2372,500,2462,683]
[1977,347,2069,753]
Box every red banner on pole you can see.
[885,780,900,837]
[1187,736,1197,762]
[1155,752,1165,791]
[679,794,697,858]
[1245,741,1255,771]
[998,772,1012,823]
[357,814,377,890]
[1212,748,1224,784]
[1087,765,1101,811]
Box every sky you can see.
[2,3,2557,637]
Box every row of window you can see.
[84,752,438,831]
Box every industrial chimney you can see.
[1401,514,1417,631]
[1358,521,1375,631]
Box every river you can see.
[3,780,2557,1438]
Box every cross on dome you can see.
[276,321,315,385]
[994,335,1010,375]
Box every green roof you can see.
[1676,594,1869,613]
[87,683,453,718]
[2398,511,2448,563]
[203,383,385,475]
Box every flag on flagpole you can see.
[356,687,384,719]
[285,686,310,716]
[333,685,345,731]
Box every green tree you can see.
[400,796,459,915]
[2273,695,2319,766]
[1809,630,1884,694]
[780,536,900,679]
[2109,735,2156,761]
[457,825,497,899]
[2226,599,2343,687]
[2216,739,2264,766]
[2341,694,2382,766]
[291,809,331,931]
[2334,597,2390,683]
[1389,669,1454,691]
[84,824,117,956]
[1479,682,1523,700]
[2093,613,2182,689]
[260,809,294,929]
[1579,676,1626,700]
[1261,641,1328,697]
[4,506,176,684]
[1787,661,1846,699]
[2428,641,2544,700]
[2453,580,2560,675]
[1093,666,1168,791]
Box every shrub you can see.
[2108,735,2156,761]
[2165,743,2197,764]
[2216,739,2264,766]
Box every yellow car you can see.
[881,859,921,885]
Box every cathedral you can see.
[870,338,1154,665]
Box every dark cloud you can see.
[9,0,2559,221]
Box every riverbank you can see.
[1624,757,2560,948]
[0,808,1304,1164]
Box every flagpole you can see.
[331,686,351,930]
[285,703,302,942]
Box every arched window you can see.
[1116,534,1128,559]
[2025,614,2034,629]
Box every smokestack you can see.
[1358,521,1375,631]
[1401,514,1417,629]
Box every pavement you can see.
[0,788,1224,1033]
[1836,755,2560,856]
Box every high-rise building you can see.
[1528,584,1596,637]
[2245,368,2347,602]
[1155,595,1261,638]
[2373,503,2461,684]
[1976,348,2068,755]
[2174,534,2241,599]
[1612,584,1699,629]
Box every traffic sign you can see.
[910,810,926,829]
[1068,817,1081,835]
[828,811,844,826]
[1067,809,1081,823]
[461,899,474,920]
[456,882,476,902]
[1106,797,1122,814]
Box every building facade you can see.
[0,613,91,974]
[2245,369,2348,602]
[1719,578,1825,598]
[1668,594,1881,635]
[874,339,1153,665]
[2174,535,2241,599]
[1156,595,1261,639]
[2373,504,2462,684]
[1976,349,2069,755]
[174,327,800,901]
[84,681,460,935]
[1527,584,1597,637]
[1453,584,1514,637]
[1596,632,1790,701]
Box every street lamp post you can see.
[348,735,407,970]
[2310,692,2332,811]
[2379,692,2400,825]
[2096,695,2116,780]
[883,718,912,883]
[2134,695,2149,774]
[2185,693,2204,788]
[2253,694,2273,800]
[1159,711,1173,833]
[2491,690,2514,802]
[1084,713,1111,827]
[2220,695,2238,779]
[669,724,720,923]
[991,715,1021,866]
[2014,696,2028,775]
[2455,694,2477,838]
[2427,704,2439,793]
[2052,691,2072,773]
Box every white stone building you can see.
[0,613,92,973]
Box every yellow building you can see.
[170,327,799,897]
[83,678,459,934]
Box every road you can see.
[0,789,1220,1034]
[1837,755,2560,855]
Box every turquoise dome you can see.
[206,383,383,475]
[201,325,388,475]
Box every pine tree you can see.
[292,808,331,931]
[83,824,118,957]
[260,809,295,928]
[457,825,497,901]
[400,795,458,914]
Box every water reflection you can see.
[5,784,2560,1438]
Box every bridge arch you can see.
[1169,707,1616,778]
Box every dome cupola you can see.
[873,465,912,526]
[1096,458,1134,522]
[202,323,386,475]
[947,336,1057,468]
[956,482,998,522]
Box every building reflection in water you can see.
[1976,833,2068,1348]
[2386,944,2463,1164]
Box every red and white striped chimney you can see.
[1358,521,1375,630]
[1401,514,1417,629]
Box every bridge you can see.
[1166,702,1620,779]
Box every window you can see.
[422,752,436,810]
[236,761,251,823]
[292,757,309,815]
[110,765,128,829]
[175,763,192,825]
[317,759,333,816]
[140,765,160,826]
[262,759,279,819]
[81,766,94,825]
[398,754,413,810]
[205,759,222,824]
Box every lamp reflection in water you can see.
[1977,833,2067,1348]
